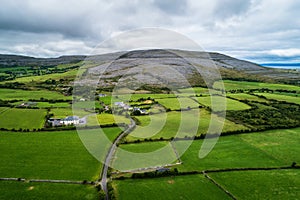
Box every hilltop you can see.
[0,49,299,87]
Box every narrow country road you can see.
[100,118,136,200]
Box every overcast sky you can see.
[0,0,299,63]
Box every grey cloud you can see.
[153,0,188,15]
[213,0,253,19]
[0,0,299,63]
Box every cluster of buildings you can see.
[48,116,81,126]
[114,101,148,114]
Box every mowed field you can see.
[113,174,230,200]
[0,127,122,181]
[4,69,79,83]
[255,92,300,104]
[210,169,300,200]
[50,108,90,118]
[0,181,98,200]
[0,88,71,100]
[73,101,102,109]
[177,87,209,95]
[155,97,199,110]
[126,109,248,142]
[214,80,300,91]
[112,141,178,171]
[0,108,46,130]
[173,128,300,172]
[87,113,131,126]
[193,96,251,111]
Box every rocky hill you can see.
[1,49,299,87]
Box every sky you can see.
[0,0,299,63]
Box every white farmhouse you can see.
[61,116,80,125]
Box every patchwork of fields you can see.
[126,109,248,141]
[0,79,299,199]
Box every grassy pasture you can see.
[112,141,178,171]
[0,107,10,113]
[0,128,122,180]
[156,97,199,110]
[0,88,71,100]
[126,109,248,142]
[255,92,300,104]
[0,181,98,200]
[177,87,209,95]
[117,93,176,102]
[50,108,90,118]
[193,96,251,111]
[73,101,102,109]
[239,128,300,164]
[211,169,300,200]
[87,114,130,126]
[214,80,300,91]
[113,174,230,200]
[0,108,46,130]
[5,69,79,83]
[173,128,300,172]
[99,96,112,105]
[36,102,71,108]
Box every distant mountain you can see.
[1,49,299,86]
[0,54,86,67]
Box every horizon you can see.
[1,49,300,69]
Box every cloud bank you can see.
[0,0,299,63]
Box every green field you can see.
[87,113,130,126]
[227,93,269,102]
[193,96,251,111]
[99,96,112,105]
[0,127,122,180]
[0,108,46,130]
[50,108,90,118]
[116,93,176,102]
[5,69,78,83]
[210,169,300,200]
[156,97,199,110]
[214,80,300,91]
[255,92,300,104]
[36,102,71,108]
[126,109,248,141]
[173,128,300,172]
[0,181,98,200]
[177,87,209,95]
[0,107,10,113]
[73,101,102,109]
[0,88,71,100]
[239,128,300,163]
[112,141,178,171]
[113,174,230,200]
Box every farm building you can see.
[115,102,133,110]
[19,102,37,107]
[61,116,80,125]
[98,93,107,97]
[48,116,80,126]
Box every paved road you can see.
[100,118,136,200]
